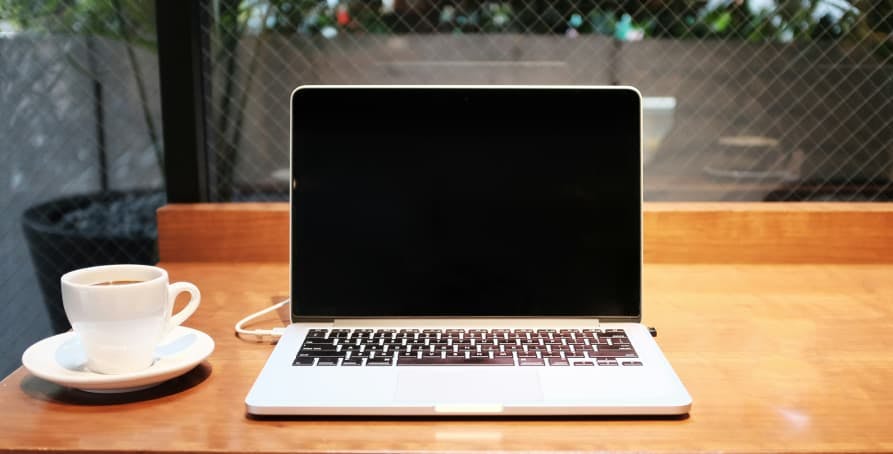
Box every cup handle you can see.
[168,282,201,330]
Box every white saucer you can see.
[22,326,215,393]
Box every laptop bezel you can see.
[289,85,643,323]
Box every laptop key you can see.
[296,351,340,358]
[367,357,393,366]
[341,358,364,366]
[518,358,545,366]
[548,359,570,366]
[316,357,340,366]
[300,345,339,352]
[303,338,334,345]
[398,357,514,366]
[292,357,315,366]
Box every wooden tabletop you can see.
[2,262,893,453]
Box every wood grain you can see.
[158,202,893,264]
[2,262,893,453]
[644,202,893,263]
[158,203,289,262]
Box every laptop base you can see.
[246,322,691,416]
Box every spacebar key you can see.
[398,357,515,366]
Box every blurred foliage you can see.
[3,0,887,52]
[0,0,163,183]
[247,0,891,57]
[0,0,156,49]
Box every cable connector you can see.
[235,299,289,342]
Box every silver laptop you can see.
[245,85,691,416]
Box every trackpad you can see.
[395,369,543,404]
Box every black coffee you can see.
[91,280,145,286]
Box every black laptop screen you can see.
[291,87,641,319]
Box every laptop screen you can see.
[291,87,641,319]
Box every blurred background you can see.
[1,0,891,376]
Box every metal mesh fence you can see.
[1,0,891,379]
[0,1,163,375]
[201,0,893,202]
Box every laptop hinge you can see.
[292,316,337,323]
[326,318,601,329]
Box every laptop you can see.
[245,85,692,416]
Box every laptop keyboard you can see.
[293,328,641,367]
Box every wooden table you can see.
[3,261,893,453]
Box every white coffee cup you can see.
[61,264,201,375]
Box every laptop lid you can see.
[290,86,641,321]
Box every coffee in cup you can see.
[91,280,146,286]
[61,264,201,375]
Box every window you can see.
[197,0,893,202]
[1,1,163,375]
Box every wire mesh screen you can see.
[0,1,163,375]
[201,0,893,202]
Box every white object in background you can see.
[321,26,338,39]
[60,264,201,375]
[272,168,291,183]
[21,326,214,393]
[643,97,676,166]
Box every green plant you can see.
[0,0,162,188]
[1,0,281,201]
[211,0,277,201]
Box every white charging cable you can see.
[234,299,289,342]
